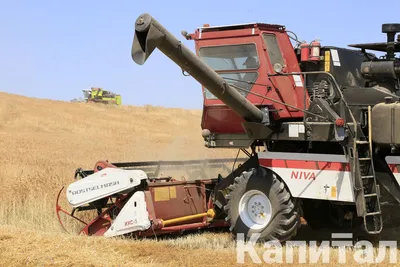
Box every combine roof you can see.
[197,22,286,32]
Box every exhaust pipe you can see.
[131,13,268,124]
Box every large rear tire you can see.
[224,167,300,242]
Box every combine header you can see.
[57,14,400,242]
[56,158,244,236]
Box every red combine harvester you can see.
[57,14,400,242]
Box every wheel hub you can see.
[238,190,272,230]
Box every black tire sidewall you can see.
[228,167,291,241]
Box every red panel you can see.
[389,164,399,173]
[259,158,350,172]
[201,105,245,133]
[148,182,207,223]
[196,27,257,40]
[80,215,112,236]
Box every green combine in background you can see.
[79,87,122,105]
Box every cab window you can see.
[262,34,284,66]
[199,44,259,98]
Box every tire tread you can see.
[225,167,300,243]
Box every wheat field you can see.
[0,91,399,266]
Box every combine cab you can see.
[57,15,400,242]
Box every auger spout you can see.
[131,13,267,124]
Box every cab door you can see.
[261,32,305,116]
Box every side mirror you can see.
[273,63,283,73]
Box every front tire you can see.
[224,167,300,242]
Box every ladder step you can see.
[356,141,370,144]
[364,193,378,197]
[359,157,371,161]
[366,211,381,216]
[362,175,375,179]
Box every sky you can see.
[0,0,399,109]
